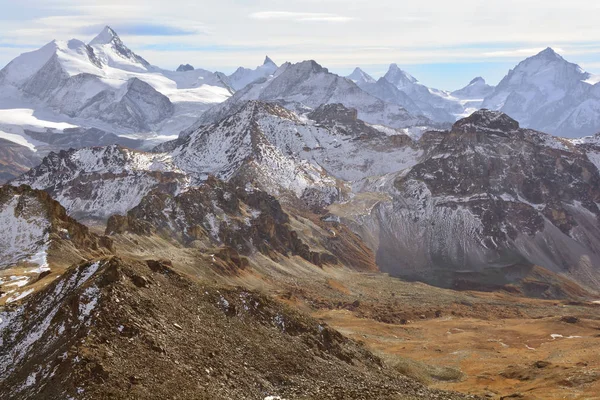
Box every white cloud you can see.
[249,11,355,23]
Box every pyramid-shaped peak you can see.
[347,67,375,84]
[534,47,563,61]
[89,26,119,46]
[263,56,276,66]
[469,76,486,85]
[384,64,418,85]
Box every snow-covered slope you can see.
[174,100,424,182]
[482,48,600,137]
[0,26,232,139]
[11,145,189,219]
[228,56,278,91]
[190,60,432,133]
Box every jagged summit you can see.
[89,26,119,46]
[453,109,519,133]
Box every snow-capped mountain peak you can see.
[88,26,150,71]
[88,25,119,46]
[482,47,599,137]
[346,67,376,84]
[384,64,418,88]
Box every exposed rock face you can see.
[0,139,41,184]
[106,176,340,268]
[11,146,188,220]
[344,110,600,293]
[170,101,418,202]
[171,101,347,208]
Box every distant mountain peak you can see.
[293,60,328,74]
[535,47,562,60]
[263,56,276,66]
[469,76,485,85]
[89,26,119,46]
[385,64,418,85]
[88,25,150,69]
[176,64,194,72]
[346,67,375,84]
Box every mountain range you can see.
[2,24,600,400]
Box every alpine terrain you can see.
[1,18,600,400]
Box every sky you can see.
[1,0,600,90]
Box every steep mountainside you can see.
[191,60,431,132]
[482,48,600,137]
[336,110,600,294]
[11,146,189,219]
